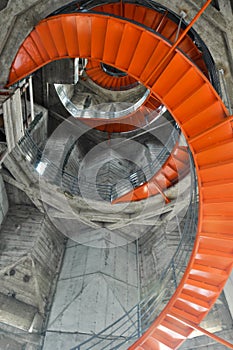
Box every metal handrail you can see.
[70,153,197,350]
[54,83,150,120]
[18,122,197,350]
[111,125,179,200]
[18,121,179,202]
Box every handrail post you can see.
[145,0,213,85]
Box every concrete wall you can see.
[0,205,65,311]
[0,205,65,349]
[42,239,139,350]
[0,174,8,225]
[2,88,24,152]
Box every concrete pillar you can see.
[29,76,35,121]
[3,88,24,152]
[3,153,33,186]
[0,174,8,223]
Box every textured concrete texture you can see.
[0,0,70,85]
[0,174,8,224]
[0,326,41,350]
[0,205,65,312]
[42,239,139,349]
[0,0,9,11]
[0,202,65,350]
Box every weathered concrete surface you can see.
[2,88,24,151]
[0,322,41,350]
[0,174,8,224]
[42,239,139,349]
[0,205,65,312]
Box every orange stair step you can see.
[203,200,233,217]
[161,315,193,338]
[189,115,233,151]
[185,278,220,296]
[196,138,233,166]
[202,216,233,235]
[178,293,210,313]
[170,305,201,324]
[198,235,233,253]
[182,283,217,302]
[103,19,125,63]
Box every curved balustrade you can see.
[48,0,220,95]
[19,120,179,202]
[54,83,151,120]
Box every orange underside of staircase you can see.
[86,2,208,90]
[9,2,210,134]
[80,2,209,134]
[85,58,138,90]
[7,9,233,350]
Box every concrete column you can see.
[3,88,24,152]
[3,152,33,186]
[0,174,8,223]
[29,76,35,121]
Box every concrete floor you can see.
[42,239,139,350]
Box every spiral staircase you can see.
[6,0,233,349]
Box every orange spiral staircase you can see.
[85,2,208,90]
[69,1,211,135]
[7,1,233,349]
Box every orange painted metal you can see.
[168,314,233,349]
[6,8,233,350]
[82,1,210,134]
[89,2,208,81]
[112,145,189,203]
[85,58,138,90]
[145,0,213,86]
